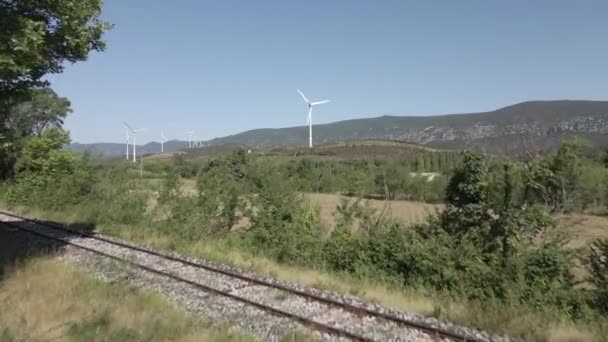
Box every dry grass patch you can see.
[556,214,608,249]
[303,192,441,230]
[0,259,252,342]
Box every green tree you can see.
[14,126,74,177]
[445,152,487,208]
[6,87,72,138]
[548,138,583,212]
[1,0,110,179]
[0,0,111,101]
[6,127,87,207]
[441,151,493,239]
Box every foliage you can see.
[5,128,86,208]
[14,127,73,175]
[521,138,589,213]
[0,0,111,100]
[281,157,450,203]
[4,138,608,336]
[586,239,608,316]
[172,153,197,178]
[0,87,73,180]
[5,87,72,137]
[242,159,323,265]
[441,152,493,240]
[1,0,110,181]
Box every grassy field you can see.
[0,258,254,342]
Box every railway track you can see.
[0,210,486,342]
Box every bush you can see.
[5,128,94,210]
[586,239,608,316]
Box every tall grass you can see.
[0,258,253,342]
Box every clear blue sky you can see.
[48,0,608,144]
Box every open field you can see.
[304,192,441,230]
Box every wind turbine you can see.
[185,130,195,149]
[297,89,330,148]
[125,128,130,160]
[160,131,168,153]
[124,122,145,162]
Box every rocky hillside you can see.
[70,100,608,157]
[208,100,608,154]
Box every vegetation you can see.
[2,135,608,340]
[0,258,252,341]
[1,0,111,180]
[0,0,110,100]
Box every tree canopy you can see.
[7,87,72,137]
[0,0,110,180]
[0,0,111,101]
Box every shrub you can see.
[586,239,608,316]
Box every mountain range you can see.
[68,100,608,157]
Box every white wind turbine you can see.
[297,89,330,148]
[124,128,130,160]
[123,122,145,162]
[160,131,168,153]
[185,130,195,149]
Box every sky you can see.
[48,0,608,144]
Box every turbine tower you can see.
[125,128,130,160]
[297,89,330,148]
[185,130,195,149]
[124,122,145,162]
[160,131,168,153]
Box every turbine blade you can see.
[297,89,309,104]
[310,99,330,106]
[123,121,134,131]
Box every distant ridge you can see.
[68,100,608,156]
